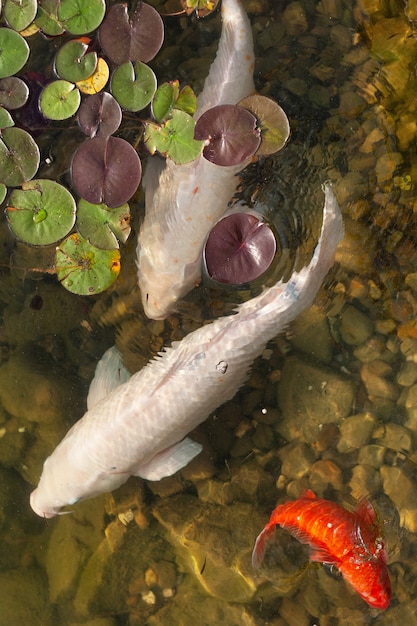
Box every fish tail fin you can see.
[252,523,275,569]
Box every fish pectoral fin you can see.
[134,438,203,481]
[309,544,339,567]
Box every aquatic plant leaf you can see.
[35,0,65,35]
[144,109,203,164]
[76,57,109,95]
[56,233,120,295]
[99,2,164,65]
[0,127,40,186]
[54,39,97,83]
[151,80,179,123]
[0,28,30,79]
[204,212,276,284]
[58,0,106,35]
[175,85,197,116]
[77,199,131,249]
[0,183,6,205]
[111,61,156,112]
[194,104,261,166]
[181,0,219,17]
[238,94,290,156]
[0,77,29,109]
[39,80,81,120]
[4,0,37,32]
[6,179,76,245]
[78,92,122,138]
[0,107,14,129]
[71,135,142,207]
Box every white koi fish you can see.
[137,0,255,320]
[30,185,343,518]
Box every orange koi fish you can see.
[252,489,391,609]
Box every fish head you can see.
[340,551,392,610]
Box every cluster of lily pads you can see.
[0,0,290,295]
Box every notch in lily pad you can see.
[71,136,142,207]
[56,233,120,295]
[111,61,156,112]
[144,109,203,164]
[238,94,290,156]
[194,104,261,167]
[99,2,164,66]
[54,39,98,83]
[76,199,131,249]
[6,179,76,246]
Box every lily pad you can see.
[77,199,131,249]
[56,233,120,295]
[0,183,7,205]
[0,28,30,79]
[0,77,29,109]
[0,107,15,129]
[35,0,65,36]
[58,0,106,35]
[71,135,142,207]
[151,81,196,123]
[99,2,164,65]
[194,104,261,166]
[78,92,122,138]
[4,0,37,32]
[111,61,156,112]
[144,109,203,164]
[238,94,290,156]
[0,127,40,186]
[54,39,97,83]
[76,57,109,95]
[6,179,76,245]
[39,80,81,120]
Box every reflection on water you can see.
[1,0,417,623]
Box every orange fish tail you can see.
[252,523,275,568]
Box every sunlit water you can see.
[1,0,417,624]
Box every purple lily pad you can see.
[78,92,122,138]
[99,2,164,66]
[194,104,261,167]
[204,212,277,284]
[71,135,142,207]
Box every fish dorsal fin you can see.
[355,498,376,527]
[301,488,317,500]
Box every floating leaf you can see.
[76,57,109,95]
[175,85,197,116]
[144,109,203,164]
[78,92,122,138]
[0,127,40,186]
[0,77,29,109]
[111,61,156,112]
[71,136,142,207]
[181,0,219,17]
[56,233,120,295]
[77,199,131,249]
[58,0,106,35]
[0,183,6,205]
[4,0,37,32]
[238,94,290,156]
[6,179,76,245]
[151,80,179,123]
[35,0,65,36]
[204,212,276,284]
[54,39,97,83]
[0,28,30,80]
[39,80,81,120]
[99,2,164,65]
[194,104,260,166]
[0,107,15,129]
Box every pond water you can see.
[1,0,417,624]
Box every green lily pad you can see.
[0,28,30,79]
[151,82,196,123]
[77,199,131,249]
[58,0,106,35]
[4,0,37,32]
[0,127,40,186]
[39,80,81,120]
[175,85,197,116]
[111,61,156,113]
[35,0,65,36]
[6,179,76,245]
[0,107,15,129]
[0,183,7,205]
[55,39,97,83]
[55,233,121,295]
[144,109,204,164]
[0,77,29,109]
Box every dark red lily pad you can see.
[194,104,261,167]
[71,136,142,207]
[204,212,276,284]
[78,92,122,138]
[99,2,164,66]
